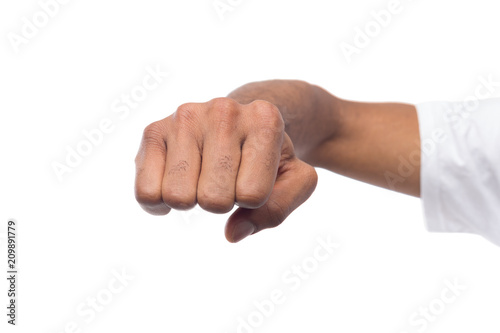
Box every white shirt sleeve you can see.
[416,98,500,246]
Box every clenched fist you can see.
[134,97,317,242]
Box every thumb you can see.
[225,156,318,243]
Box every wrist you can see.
[295,85,346,166]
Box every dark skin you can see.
[135,80,420,242]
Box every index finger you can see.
[235,101,284,208]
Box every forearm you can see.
[228,80,421,197]
[312,100,421,197]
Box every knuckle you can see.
[236,186,269,208]
[136,121,166,165]
[197,191,234,214]
[135,184,162,207]
[209,98,240,129]
[174,103,198,127]
[143,121,163,138]
[252,100,284,130]
[161,187,195,210]
[210,97,239,112]
[250,102,284,145]
[141,121,165,148]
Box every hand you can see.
[134,98,318,242]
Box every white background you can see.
[1,0,500,332]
